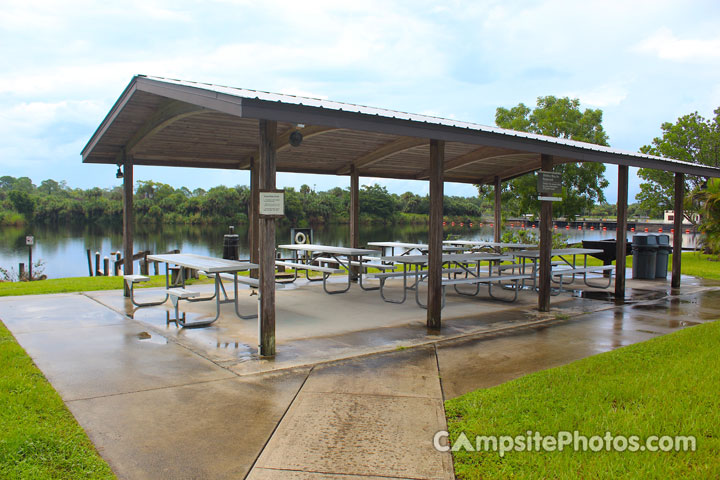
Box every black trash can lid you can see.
[655,234,670,245]
[632,234,658,246]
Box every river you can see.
[0,222,700,279]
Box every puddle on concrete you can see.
[572,288,667,305]
[667,320,699,328]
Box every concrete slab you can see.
[14,322,235,401]
[252,391,451,480]
[250,345,452,480]
[67,368,309,480]
[0,293,126,333]
[248,469,405,479]
[302,346,442,399]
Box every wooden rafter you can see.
[416,147,526,179]
[237,125,338,169]
[125,100,207,157]
[336,137,427,175]
[475,156,542,184]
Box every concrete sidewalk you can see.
[1,280,718,479]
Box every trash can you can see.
[632,234,658,280]
[655,234,672,279]
[222,226,239,260]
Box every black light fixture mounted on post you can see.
[116,164,124,179]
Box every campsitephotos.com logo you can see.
[433,430,696,457]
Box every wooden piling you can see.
[87,249,93,276]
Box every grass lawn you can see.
[0,274,213,297]
[0,321,115,479]
[445,319,720,479]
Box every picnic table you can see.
[443,240,537,253]
[372,252,525,306]
[367,241,464,257]
[511,248,611,292]
[276,244,381,294]
[145,253,258,327]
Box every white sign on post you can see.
[25,235,34,246]
[259,190,285,217]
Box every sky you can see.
[2,0,720,204]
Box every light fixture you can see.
[289,130,303,147]
[116,165,124,179]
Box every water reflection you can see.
[0,222,702,279]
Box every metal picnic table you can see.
[367,241,464,257]
[376,252,513,306]
[511,248,604,291]
[146,253,258,327]
[276,244,380,293]
[443,240,537,253]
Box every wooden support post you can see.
[95,251,101,276]
[493,175,502,243]
[672,173,684,288]
[122,155,134,296]
[249,156,260,279]
[427,139,445,330]
[350,164,360,281]
[258,120,277,357]
[615,165,629,299]
[538,154,553,312]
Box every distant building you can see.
[664,210,700,224]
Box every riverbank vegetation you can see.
[0,175,660,229]
[0,176,493,227]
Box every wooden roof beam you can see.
[237,125,337,169]
[475,157,545,184]
[416,147,525,179]
[336,137,427,175]
[125,100,207,156]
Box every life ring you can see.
[294,231,307,244]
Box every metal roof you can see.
[82,75,720,182]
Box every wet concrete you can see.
[68,369,309,480]
[249,347,452,480]
[1,276,719,479]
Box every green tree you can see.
[636,108,720,219]
[8,190,35,218]
[492,96,610,220]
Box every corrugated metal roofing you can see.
[81,74,720,181]
[139,75,685,169]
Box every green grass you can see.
[0,321,115,479]
[446,320,720,479]
[0,275,212,297]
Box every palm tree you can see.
[693,178,720,257]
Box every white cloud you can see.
[634,27,720,61]
[564,82,630,108]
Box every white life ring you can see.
[294,231,307,244]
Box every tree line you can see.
[0,177,495,227]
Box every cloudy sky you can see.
[2,0,719,203]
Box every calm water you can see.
[0,223,700,279]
